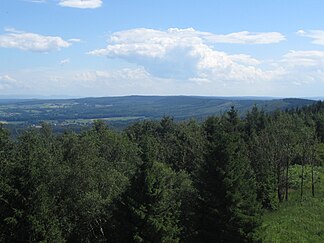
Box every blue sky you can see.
[1,0,324,97]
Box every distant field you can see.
[58,116,146,125]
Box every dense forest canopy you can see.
[0,101,324,242]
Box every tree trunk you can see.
[311,147,316,197]
[311,161,315,197]
[277,163,283,202]
[285,158,289,201]
[300,153,305,199]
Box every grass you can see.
[259,165,324,242]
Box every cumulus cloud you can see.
[88,28,283,82]
[297,30,324,45]
[59,0,102,9]
[6,27,324,97]
[0,28,74,52]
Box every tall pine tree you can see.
[196,108,262,242]
[111,160,193,243]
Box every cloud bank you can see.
[89,28,284,82]
[4,27,324,97]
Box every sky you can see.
[1,0,324,98]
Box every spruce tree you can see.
[196,110,262,242]
[112,160,192,243]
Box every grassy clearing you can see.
[260,166,324,242]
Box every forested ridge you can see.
[1,101,324,242]
[0,96,315,132]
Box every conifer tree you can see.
[196,110,262,242]
[112,160,192,243]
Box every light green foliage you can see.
[54,121,141,241]
[259,166,324,242]
[317,143,324,166]
[0,122,141,242]
[288,165,321,190]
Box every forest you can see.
[0,101,324,242]
[0,96,315,133]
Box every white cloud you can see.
[3,27,24,33]
[88,28,283,82]
[204,30,285,44]
[25,0,47,3]
[74,71,108,81]
[68,38,81,43]
[0,75,20,91]
[81,28,324,96]
[297,30,324,45]
[5,27,324,97]
[282,50,324,67]
[280,50,324,83]
[0,28,74,52]
[0,75,17,83]
[59,0,102,9]
[1,68,163,96]
[60,58,71,65]
[296,30,306,35]
[3,59,323,97]
[228,54,261,66]
[73,68,150,82]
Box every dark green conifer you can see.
[196,110,262,242]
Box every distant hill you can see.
[0,96,317,130]
[0,99,33,104]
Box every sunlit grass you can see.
[259,166,324,242]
